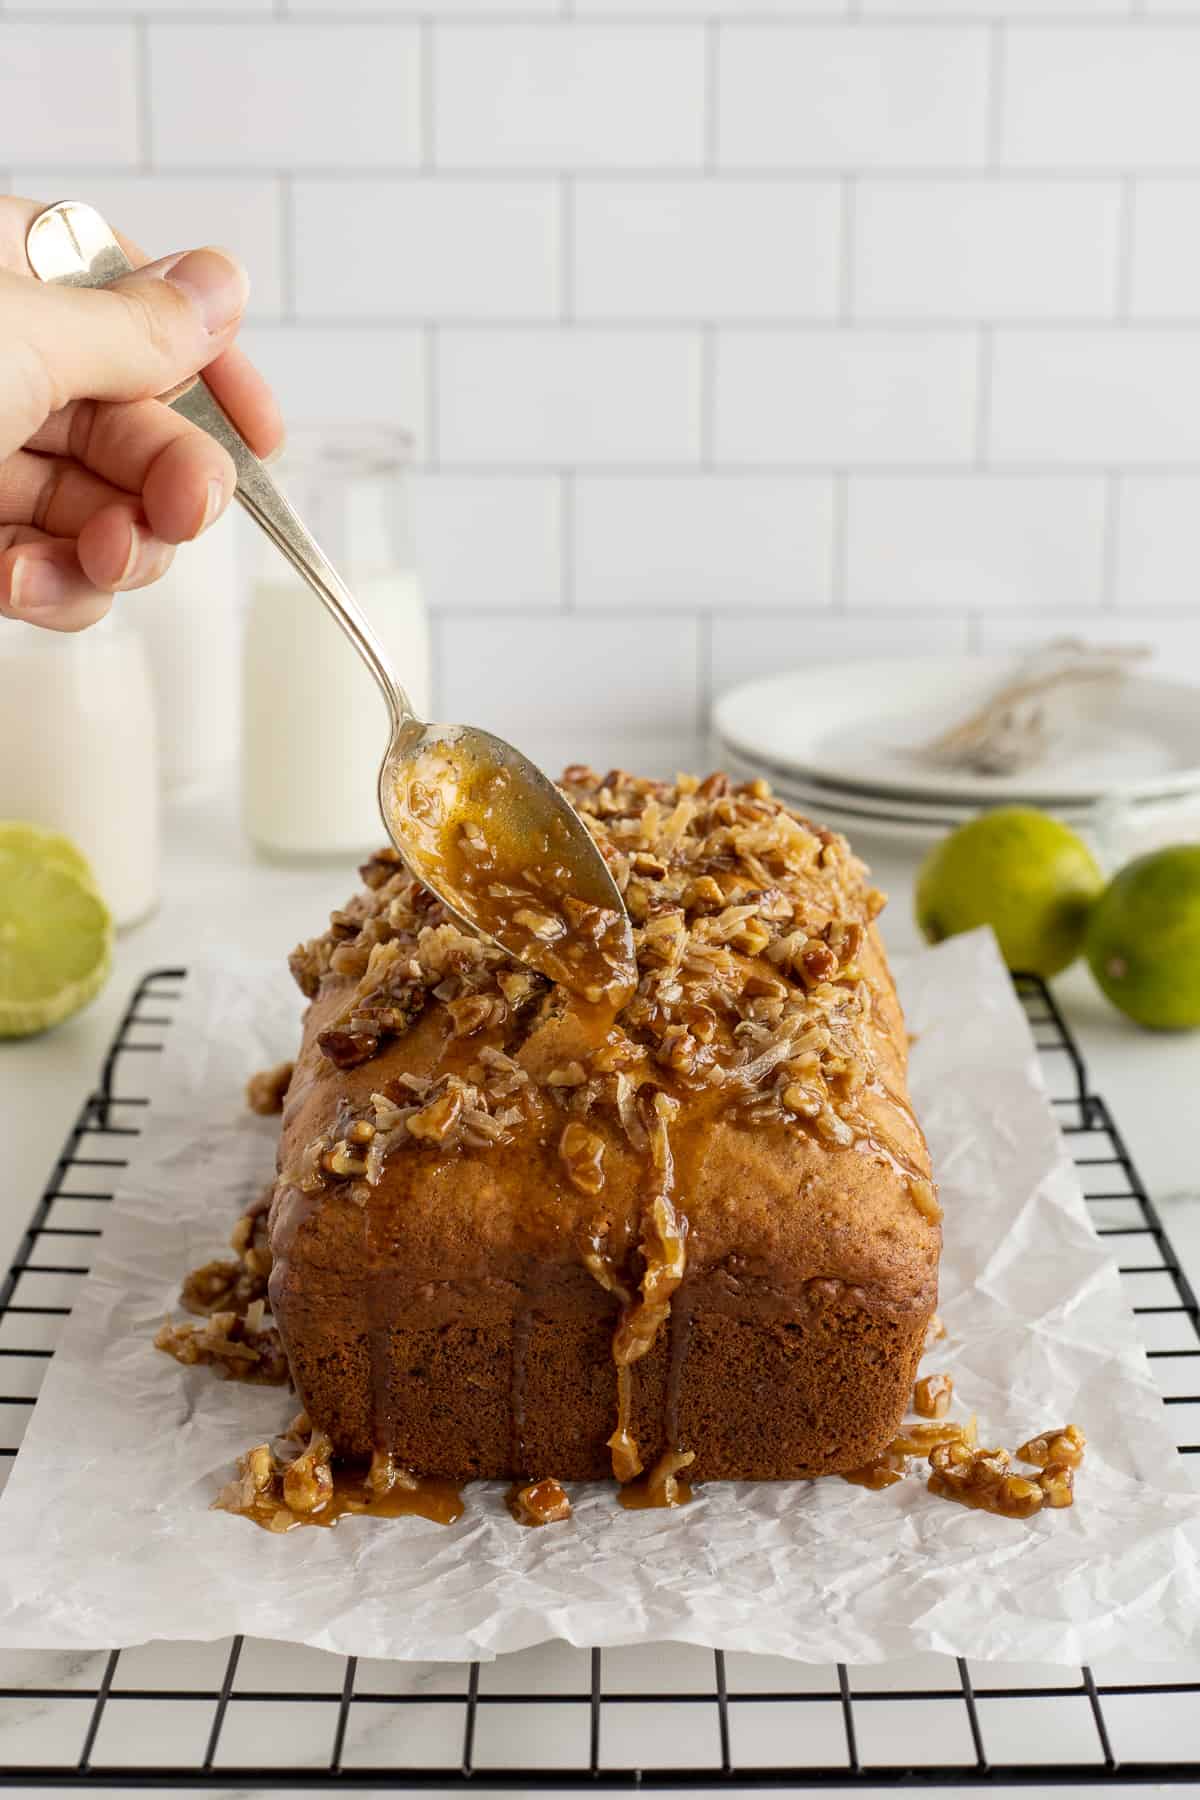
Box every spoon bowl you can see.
[27,201,635,1002]
[382,720,634,1003]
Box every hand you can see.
[0,195,283,632]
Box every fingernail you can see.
[164,247,250,335]
[9,556,70,611]
[120,521,143,588]
[263,437,287,467]
[200,477,225,534]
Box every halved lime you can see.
[0,821,96,890]
[0,848,113,1038]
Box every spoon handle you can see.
[25,200,414,734]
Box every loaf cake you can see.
[268,768,940,1489]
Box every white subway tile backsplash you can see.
[10,172,283,319]
[574,180,840,321]
[710,612,971,697]
[1115,478,1200,610]
[148,25,421,169]
[990,331,1200,464]
[435,614,700,751]
[235,326,426,444]
[853,180,1121,321]
[21,0,273,9]
[863,0,1126,13]
[288,0,558,9]
[846,476,1107,611]
[575,0,844,13]
[718,27,988,170]
[437,329,702,466]
[978,612,1200,679]
[0,25,138,166]
[293,180,559,321]
[412,475,562,612]
[715,330,977,466]
[1129,181,1200,319]
[9,2,1200,731]
[1002,27,1200,170]
[574,476,834,611]
[434,25,705,171]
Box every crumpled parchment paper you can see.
[0,930,1196,1664]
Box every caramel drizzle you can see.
[511,1300,532,1474]
[226,1461,465,1532]
[598,1090,689,1484]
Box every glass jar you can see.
[0,612,159,929]
[122,510,242,795]
[241,428,431,858]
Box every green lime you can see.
[0,848,113,1039]
[1085,845,1200,1031]
[0,821,96,890]
[916,806,1104,979]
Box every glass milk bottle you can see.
[122,510,242,794]
[241,429,431,858]
[0,612,159,928]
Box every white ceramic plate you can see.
[718,747,967,845]
[713,657,1200,806]
[715,736,1101,829]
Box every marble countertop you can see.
[0,764,1197,1799]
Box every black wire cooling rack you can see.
[0,967,1198,1792]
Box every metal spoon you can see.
[26,200,634,998]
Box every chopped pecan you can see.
[180,1257,266,1319]
[508,1477,572,1527]
[155,1311,290,1385]
[560,1121,607,1195]
[245,1060,294,1116]
[914,1373,953,1419]
[927,1441,1045,1520]
[1016,1424,1086,1470]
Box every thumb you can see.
[19,246,249,415]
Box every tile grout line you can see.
[211,313,1200,333]
[699,326,716,470]
[986,21,1005,172]
[420,16,435,172]
[560,472,575,613]
[1116,177,1137,321]
[1101,473,1122,613]
[424,325,439,471]
[831,472,849,613]
[135,16,152,173]
[278,172,296,323]
[22,164,1200,187]
[837,176,856,323]
[974,327,993,470]
[560,175,574,324]
[704,19,720,172]
[696,611,713,744]
[11,7,1185,21]
[428,600,1187,624]
[373,460,1200,480]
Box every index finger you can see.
[4,193,283,461]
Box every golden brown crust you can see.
[268,770,939,1482]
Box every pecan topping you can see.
[1016,1423,1086,1469]
[245,1060,294,1116]
[508,1477,572,1527]
[914,1373,953,1419]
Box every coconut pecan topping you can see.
[287,769,927,1210]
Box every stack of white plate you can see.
[712,655,1200,847]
